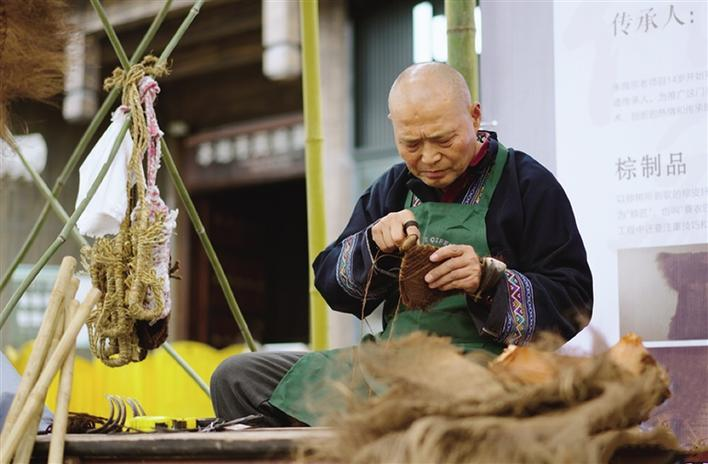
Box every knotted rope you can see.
[85,56,176,367]
[103,55,168,189]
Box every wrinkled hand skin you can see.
[371,209,421,253]
[425,244,482,296]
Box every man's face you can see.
[390,99,480,189]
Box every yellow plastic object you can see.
[7,341,245,418]
[125,416,199,432]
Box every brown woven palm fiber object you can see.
[399,244,450,310]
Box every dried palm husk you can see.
[0,0,68,140]
[300,332,694,464]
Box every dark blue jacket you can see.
[313,136,593,345]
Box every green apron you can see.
[270,144,509,425]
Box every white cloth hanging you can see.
[75,108,133,237]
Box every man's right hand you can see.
[371,210,420,253]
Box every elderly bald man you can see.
[210,63,593,426]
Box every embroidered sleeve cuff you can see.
[496,270,537,345]
[466,269,537,345]
[334,227,400,300]
[335,232,364,298]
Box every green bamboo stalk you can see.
[10,126,211,398]
[0,0,210,396]
[161,342,210,395]
[7,138,88,249]
[94,0,203,70]
[89,0,214,394]
[160,140,258,353]
[90,0,130,68]
[95,0,257,352]
[93,0,248,358]
[300,0,328,351]
[92,0,204,72]
[0,120,131,329]
[445,0,478,101]
[0,0,173,293]
[158,2,203,65]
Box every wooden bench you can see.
[32,428,333,463]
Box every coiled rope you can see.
[84,56,177,367]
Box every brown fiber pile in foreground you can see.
[302,333,688,463]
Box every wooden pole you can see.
[0,289,101,464]
[0,257,76,450]
[13,278,79,464]
[300,0,328,351]
[445,0,479,101]
[47,289,80,463]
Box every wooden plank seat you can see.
[32,428,333,463]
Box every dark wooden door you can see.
[189,179,309,347]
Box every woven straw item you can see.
[399,244,449,310]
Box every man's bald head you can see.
[386,63,483,188]
[388,62,472,117]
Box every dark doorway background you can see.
[189,178,309,348]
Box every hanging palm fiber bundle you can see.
[0,0,68,141]
[82,56,178,367]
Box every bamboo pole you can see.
[14,279,79,464]
[47,289,80,463]
[12,316,64,464]
[92,0,249,364]
[161,141,258,352]
[0,289,101,464]
[0,0,174,294]
[300,0,328,350]
[161,342,210,394]
[445,0,479,101]
[0,0,203,329]
[4,128,211,399]
[0,0,212,397]
[92,0,257,353]
[90,0,130,67]
[0,121,130,330]
[0,257,76,450]
[8,137,87,247]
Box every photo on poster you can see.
[646,346,708,447]
[618,243,708,342]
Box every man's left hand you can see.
[424,244,482,295]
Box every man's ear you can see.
[470,102,482,130]
[387,112,392,120]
